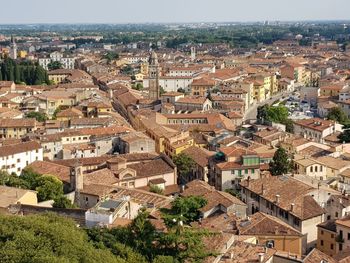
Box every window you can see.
[293,217,300,227]
[336,212,339,218]
[310,166,313,172]
[251,169,255,174]
[245,169,248,174]
[348,233,350,240]
[17,159,20,163]
[339,243,343,251]
[321,230,324,235]
[85,197,89,201]
[331,244,334,250]
[320,240,324,246]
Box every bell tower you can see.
[148,51,160,100]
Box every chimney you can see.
[180,184,185,193]
[275,194,280,204]
[290,203,295,212]
[230,252,234,259]
[247,176,251,187]
[258,253,265,263]
[261,184,265,195]
[107,157,127,171]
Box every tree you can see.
[0,213,122,263]
[25,112,48,122]
[161,196,207,227]
[338,128,350,143]
[225,188,241,199]
[52,107,62,120]
[86,203,214,263]
[35,175,64,202]
[34,65,48,85]
[159,86,166,96]
[103,52,119,64]
[269,147,292,176]
[152,256,177,263]
[177,88,185,93]
[282,118,294,133]
[266,105,289,123]
[257,105,268,123]
[150,185,164,195]
[172,153,195,184]
[327,107,349,125]
[53,196,75,209]
[14,63,20,83]
[48,61,63,70]
[157,227,214,263]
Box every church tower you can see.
[190,46,196,62]
[10,35,17,60]
[148,51,160,100]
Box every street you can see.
[244,91,294,122]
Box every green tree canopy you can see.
[161,196,207,227]
[0,213,123,263]
[172,153,195,184]
[35,175,64,202]
[269,147,293,176]
[48,61,63,70]
[266,105,289,123]
[1,169,65,202]
[0,58,50,85]
[327,107,349,125]
[25,112,48,122]
[53,196,75,209]
[86,200,213,263]
[103,52,119,64]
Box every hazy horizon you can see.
[0,0,348,24]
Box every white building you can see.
[39,51,75,70]
[293,118,343,143]
[143,76,193,92]
[0,141,43,175]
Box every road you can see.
[244,91,294,122]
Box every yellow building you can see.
[253,80,266,103]
[0,119,38,139]
[47,69,71,84]
[190,77,216,96]
[56,107,84,121]
[164,134,195,158]
[17,50,27,59]
[134,73,145,81]
[238,212,304,256]
[317,220,337,257]
[0,185,38,212]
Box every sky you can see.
[0,0,348,24]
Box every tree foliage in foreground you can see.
[87,199,213,263]
[0,213,123,263]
